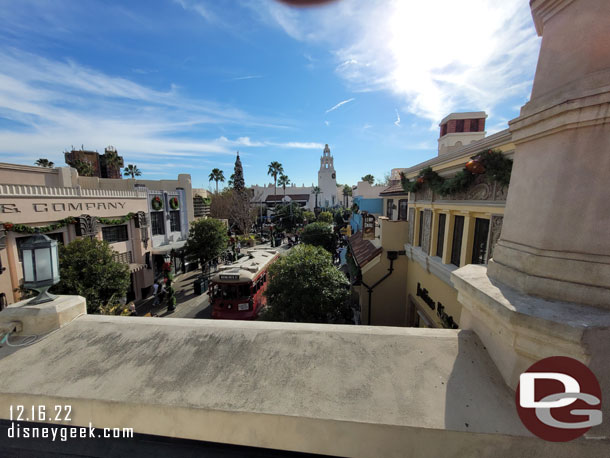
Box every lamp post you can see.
[20,233,60,305]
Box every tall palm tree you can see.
[267,161,284,196]
[278,174,290,196]
[104,149,123,176]
[208,168,225,194]
[123,164,142,179]
[35,158,54,168]
[342,184,352,207]
[227,173,236,188]
[311,186,321,208]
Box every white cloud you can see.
[258,0,540,123]
[394,109,401,127]
[325,97,355,113]
[229,75,263,81]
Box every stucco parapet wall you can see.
[510,78,610,144]
[405,244,457,287]
[2,318,607,457]
[0,184,147,199]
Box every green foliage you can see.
[208,168,225,193]
[302,211,316,223]
[400,149,513,196]
[185,218,229,268]
[273,202,304,232]
[233,153,245,192]
[53,237,130,314]
[67,159,94,177]
[361,174,375,185]
[277,174,290,195]
[262,245,350,323]
[317,211,333,224]
[35,158,54,168]
[301,222,335,253]
[123,164,141,178]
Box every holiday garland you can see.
[202,197,212,206]
[3,213,138,234]
[400,149,512,197]
[169,196,180,210]
[151,195,163,210]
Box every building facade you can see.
[64,146,124,179]
[317,144,338,208]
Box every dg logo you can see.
[516,356,603,442]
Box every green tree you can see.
[303,210,316,224]
[342,184,352,207]
[233,152,245,192]
[35,158,54,168]
[262,245,350,323]
[278,174,290,196]
[53,237,130,314]
[184,218,229,270]
[208,168,225,194]
[301,222,335,253]
[311,186,321,208]
[267,161,284,196]
[274,202,304,232]
[123,164,142,178]
[361,174,375,185]
[67,159,95,177]
[317,211,333,224]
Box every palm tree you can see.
[35,158,54,168]
[208,168,225,194]
[311,186,321,208]
[123,164,142,179]
[68,159,95,177]
[342,184,352,207]
[104,149,123,176]
[267,161,284,196]
[278,174,290,196]
[227,173,236,188]
[361,174,375,185]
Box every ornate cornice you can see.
[530,0,576,36]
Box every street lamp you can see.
[20,234,60,304]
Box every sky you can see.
[0,0,541,191]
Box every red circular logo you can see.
[516,356,602,442]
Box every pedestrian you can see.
[152,281,160,306]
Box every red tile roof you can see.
[265,194,311,202]
[348,231,382,267]
[379,180,407,196]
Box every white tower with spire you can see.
[317,144,337,208]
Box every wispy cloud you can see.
[325,97,355,113]
[229,75,263,81]
[257,0,540,123]
[394,109,401,127]
[218,136,323,150]
[173,0,217,23]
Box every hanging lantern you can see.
[20,234,60,304]
[465,159,486,174]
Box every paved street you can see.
[139,242,292,319]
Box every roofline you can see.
[439,111,488,125]
[399,129,512,177]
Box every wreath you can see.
[400,149,512,197]
[151,196,163,211]
[169,196,180,210]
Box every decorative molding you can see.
[75,214,98,238]
[421,209,432,255]
[487,215,504,260]
[412,175,508,204]
[0,184,147,199]
[530,0,576,36]
[408,208,415,245]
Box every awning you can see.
[151,240,187,255]
[129,263,147,273]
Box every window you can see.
[151,211,165,236]
[470,119,479,132]
[398,199,408,221]
[418,210,424,247]
[17,232,64,262]
[436,213,446,258]
[471,218,490,265]
[170,210,181,232]
[102,225,129,244]
[451,215,464,266]
[386,199,394,219]
[456,119,465,132]
[441,123,447,136]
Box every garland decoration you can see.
[151,195,163,211]
[3,213,138,234]
[202,197,212,206]
[169,196,180,210]
[400,149,512,197]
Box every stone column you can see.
[487,0,610,308]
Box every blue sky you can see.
[0,0,541,190]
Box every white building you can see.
[317,144,338,208]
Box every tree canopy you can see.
[35,158,54,168]
[185,218,229,268]
[361,174,375,185]
[53,237,130,314]
[262,245,350,323]
[301,222,336,253]
[233,153,245,192]
[208,168,225,194]
[273,202,304,232]
[123,164,141,178]
[317,211,333,224]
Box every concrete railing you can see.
[0,184,147,199]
